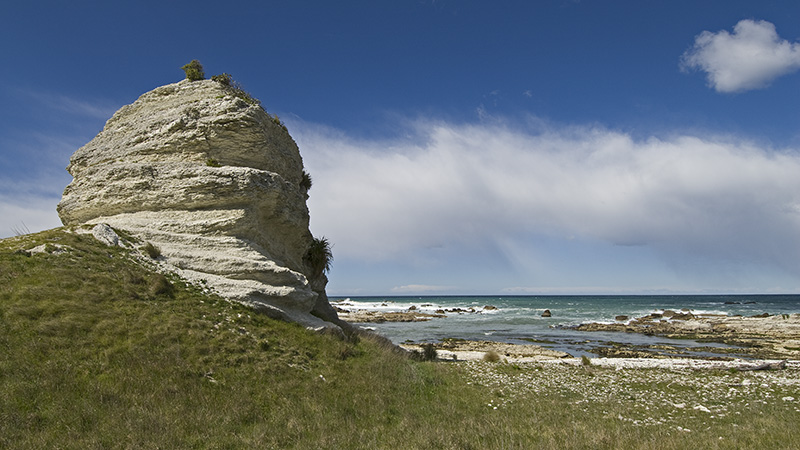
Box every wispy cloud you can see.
[293,116,800,284]
[20,89,119,120]
[681,19,800,93]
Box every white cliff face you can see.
[58,79,337,330]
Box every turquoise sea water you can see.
[331,295,800,358]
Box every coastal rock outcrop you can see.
[57,79,342,331]
[574,312,800,359]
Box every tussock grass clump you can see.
[142,242,161,259]
[148,274,174,298]
[411,343,438,361]
[483,350,501,362]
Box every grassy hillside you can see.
[2,228,799,449]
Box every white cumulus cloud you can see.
[293,117,800,282]
[681,19,800,93]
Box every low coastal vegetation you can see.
[2,229,799,448]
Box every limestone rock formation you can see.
[58,79,343,331]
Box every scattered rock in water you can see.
[615,315,629,321]
[751,313,770,318]
[408,305,417,311]
[483,305,498,310]
[541,309,552,318]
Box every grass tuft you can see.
[143,242,161,259]
[483,350,501,362]
[148,274,174,298]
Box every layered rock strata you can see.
[58,79,342,331]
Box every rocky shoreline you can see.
[572,312,800,359]
[334,302,498,323]
[337,303,800,367]
[400,339,799,371]
[334,299,800,361]
[402,339,570,362]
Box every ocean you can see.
[331,294,800,359]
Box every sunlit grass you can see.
[1,229,799,448]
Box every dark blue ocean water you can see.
[331,295,800,358]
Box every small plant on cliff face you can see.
[300,170,313,192]
[270,114,288,132]
[181,60,205,81]
[304,236,333,278]
[206,158,221,167]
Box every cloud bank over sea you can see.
[296,116,800,290]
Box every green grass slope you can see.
[0,229,471,448]
[2,229,799,449]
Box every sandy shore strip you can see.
[402,339,570,362]
[402,340,798,370]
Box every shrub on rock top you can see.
[211,73,232,86]
[181,60,205,81]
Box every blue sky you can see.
[3,1,800,295]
